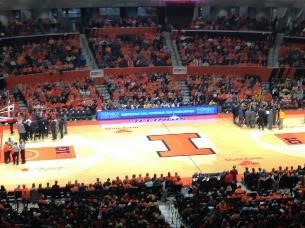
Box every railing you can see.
[0,32,79,41]
[4,65,294,88]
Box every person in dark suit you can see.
[267,108,274,130]
[232,103,239,125]
[38,118,44,140]
[250,109,257,128]
[50,119,57,140]
[258,107,266,130]
[7,118,17,134]
[30,120,39,141]
[58,118,64,139]
[42,117,49,138]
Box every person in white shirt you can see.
[19,140,26,164]
[12,142,19,165]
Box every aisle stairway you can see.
[80,33,98,70]
[159,197,184,228]
[96,84,111,102]
[17,100,28,112]
[176,81,191,104]
[267,33,284,67]
[262,81,271,93]
[163,32,182,66]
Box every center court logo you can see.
[147,133,215,157]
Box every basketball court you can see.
[0,111,305,190]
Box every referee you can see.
[19,140,26,164]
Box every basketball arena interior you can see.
[0,0,305,227]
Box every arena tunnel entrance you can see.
[158,3,195,30]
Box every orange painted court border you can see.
[0,146,76,163]
[275,132,305,145]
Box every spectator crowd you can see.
[279,42,305,68]
[87,16,158,28]
[189,15,271,31]
[0,172,183,227]
[174,165,305,227]
[0,18,67,37]
[89,32,171,68]
[98,72,304,116]
[16,78,100,113]
[103,72,183,110]
[287,19,305,37]
[0,34,86,76]
[177,33,270,66]
[2,164,305,227]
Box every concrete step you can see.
[181,89,189,92]
[158,199,183,228]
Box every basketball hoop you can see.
[0,103,15,123]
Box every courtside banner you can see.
[172,66,187,75]
[90,69,104,78]
[96,105,217,120]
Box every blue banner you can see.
[96,105,218,120]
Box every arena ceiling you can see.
[0,0,303,10]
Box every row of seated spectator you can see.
[1,164,305,227]
[0,34,86,76]
[16,78,101,112]
[176,165,305,227]
[87,15,158,28]
[189,15,271,31]
[185,73,264,112]
[0,18,67,37]
[177,33,270,66]
[88,32,171,68]
[287,19,305,37]
[270,75,305,109]
[99,72,303,112]
[244,166,304,192]
[187,73,305,112]
[279,42,305,67]
[103,72,183,110]
[0,172,182,227]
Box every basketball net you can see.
[0,101,15,123]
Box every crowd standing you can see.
[232,100,286,130]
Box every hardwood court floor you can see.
[0,113,305,190]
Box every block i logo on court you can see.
[147,133,215,157]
